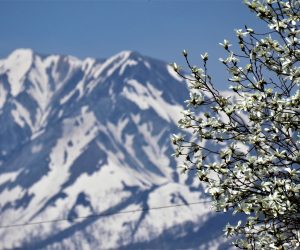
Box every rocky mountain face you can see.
[0,49,235,249]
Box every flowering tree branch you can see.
[172,0,300,249]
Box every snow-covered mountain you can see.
[0,49,235,249]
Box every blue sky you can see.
[0,0,265,88]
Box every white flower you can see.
[172,62,179,71]
[219,39,232,50]
[201,52,209,61]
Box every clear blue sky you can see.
[0,0,265,88]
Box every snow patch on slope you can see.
[145,183,211,230]
[27,55,51,111]
[0,171,20,186]
[93,51,131,79]
[11,101,33,129]
[119,59,138,75]
[167,64,183,82]
[0,84,8,109]
[25,107,99,220]
[122,79,183,123]
[82,58,95,75]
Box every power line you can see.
[0,200,210,229]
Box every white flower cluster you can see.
[172,0,300,249]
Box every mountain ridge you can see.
[0,49,234,249]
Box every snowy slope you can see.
[0,49,236,250]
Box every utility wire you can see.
[0,200,210,229]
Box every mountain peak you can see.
[7,48,34,61]
[1,48,34,96]
[113,50,141,60]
